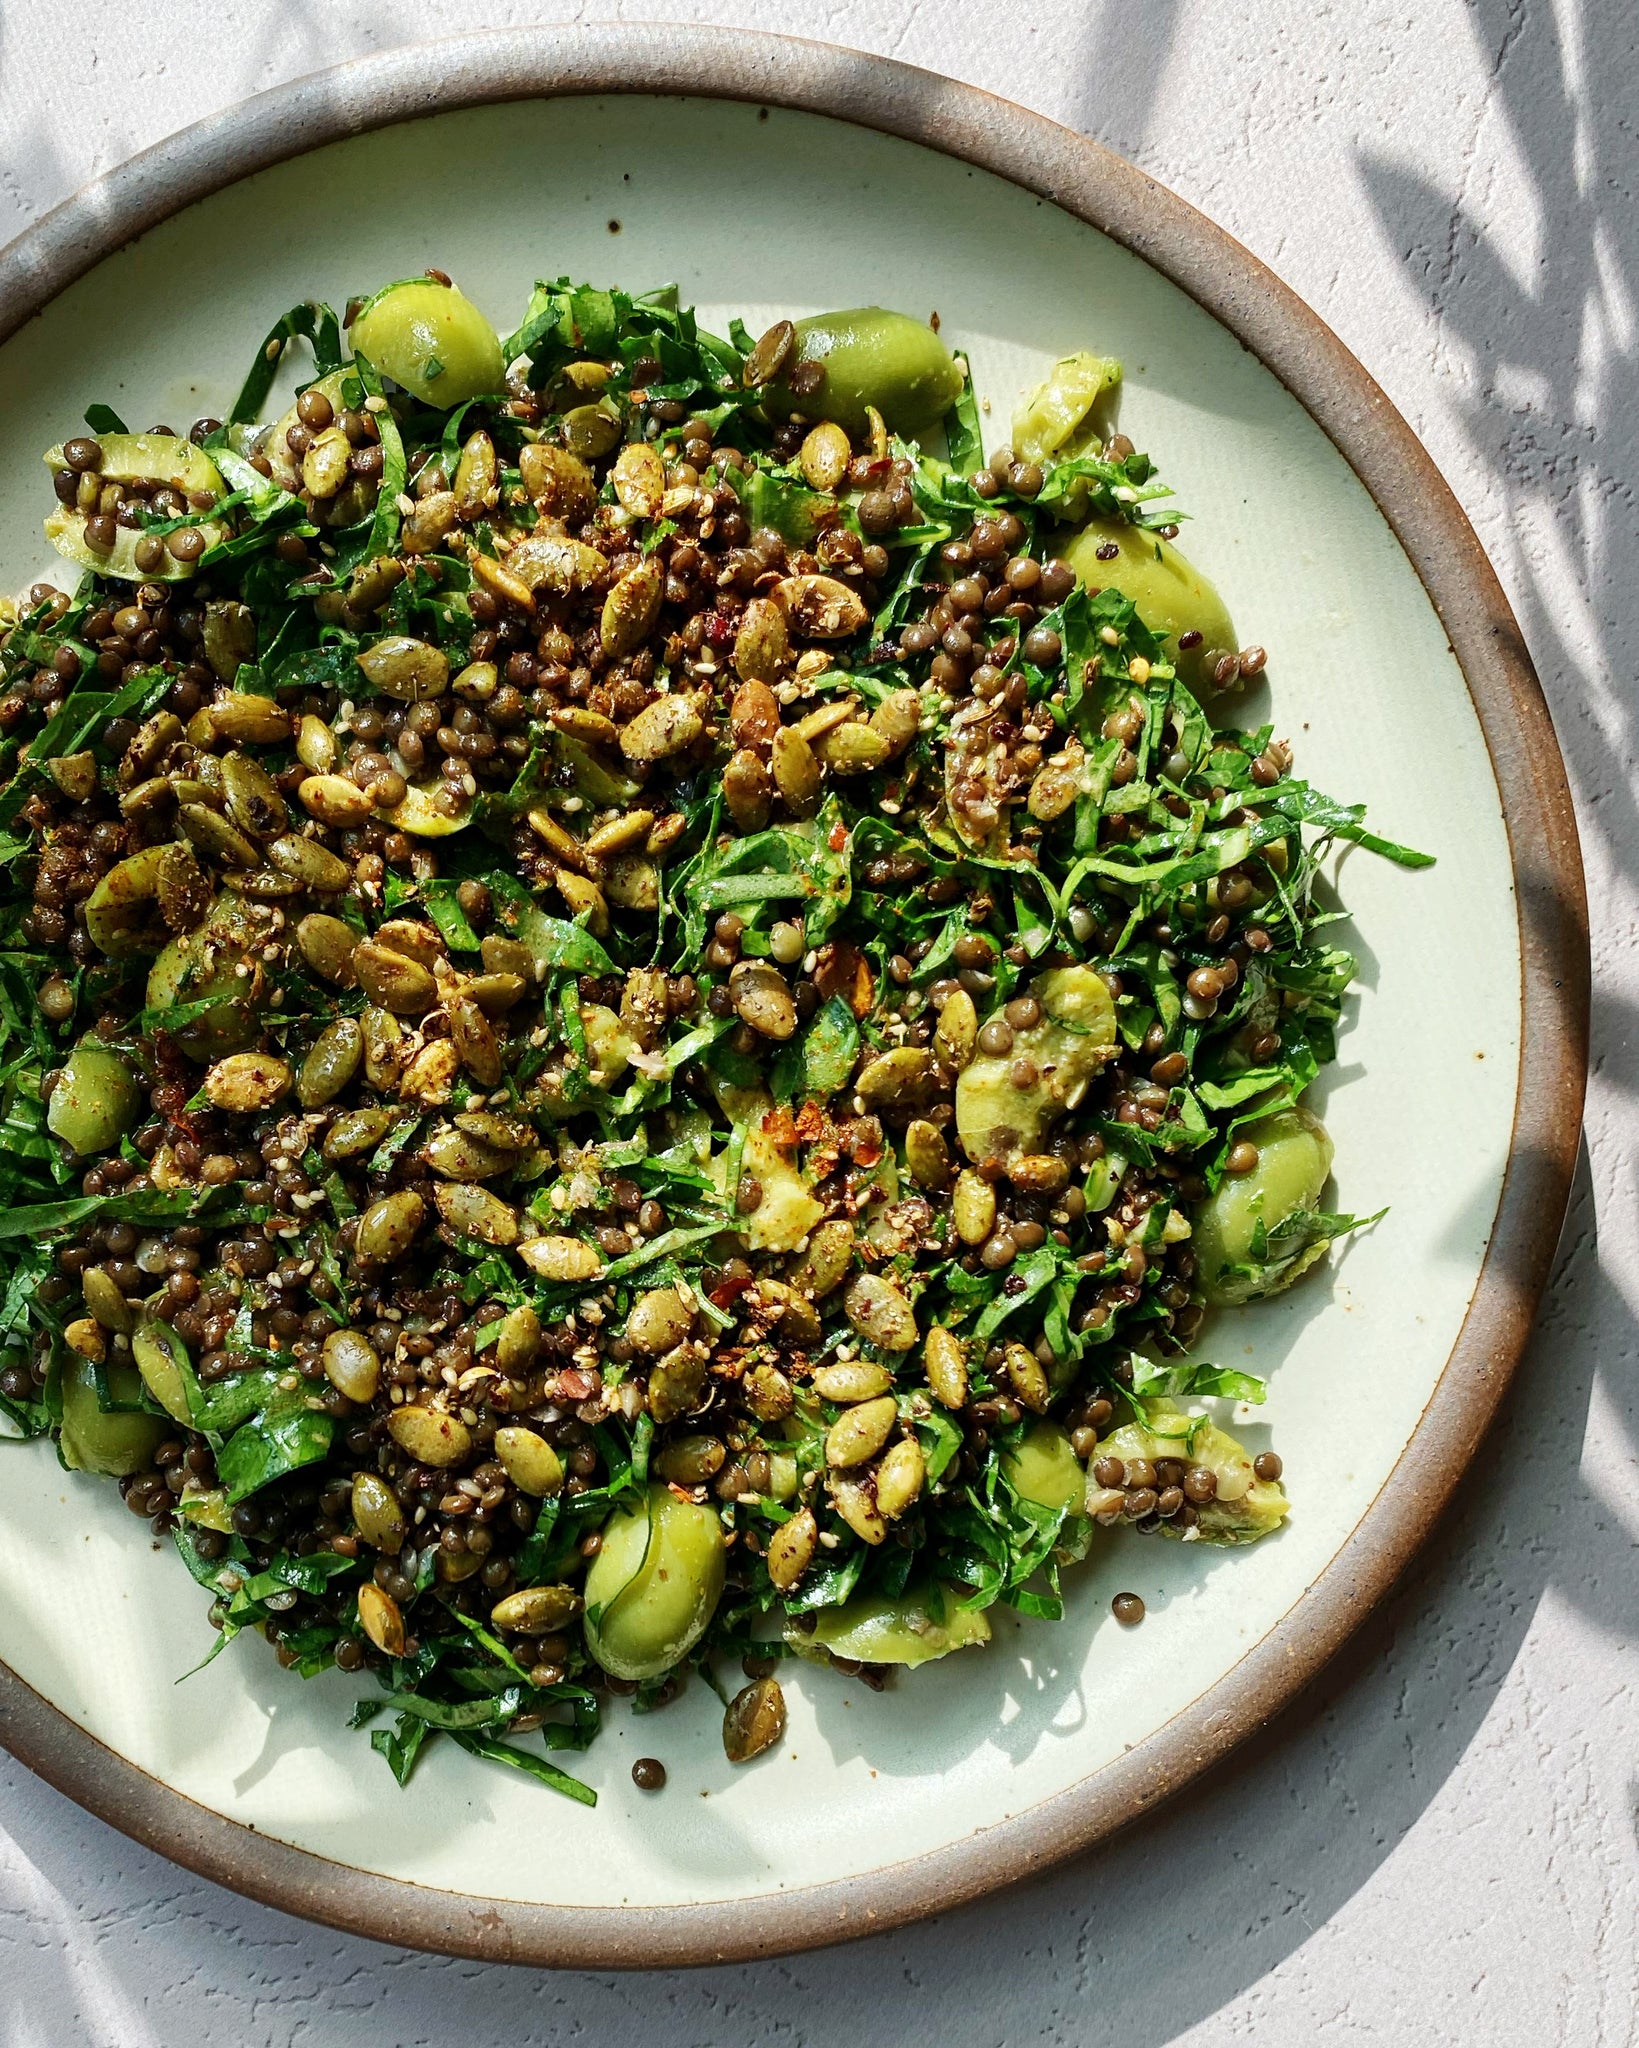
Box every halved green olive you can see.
[1003,1421,1086,1514]
[582,1485,726,1681]
[1094,1403,1289,1544]
[1011,351,1121,465]
[764,308,963,436]
[348,279,505,407]
[59,1358,166,1477]
[45,1042,140,1156]
[1063,520,1237,696]
[1192,1107,1335,1304]
[43,434,229,583]
[784,1582,991,1668]
[955,964,1117,1164]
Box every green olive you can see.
[42,433,229,584]
[784,1582,991,1668]
[582,1484,726,1681]
[131,1316,196,1427]
[1096,1404,1289,1544]
[59,1357,166,1476]
[45,1043,140,1157]
[348,280,505,407]
[1003,1421,1086,1513]
[1011,351,1121,465]
[765,308,964,436]
[1192,1107,1336,1304]
[146,896,264,1061]
[1063,520,1237,696]
[955,963,1116,1164]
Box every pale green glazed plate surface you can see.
[0,91,1520,1914]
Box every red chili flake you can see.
[705,612,735,650]
[552,1367,598,1401]
[827,820,849,852]
[708,1271,755,1311]
[762,1104,799,1149]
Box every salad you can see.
[0,274,1426,1799]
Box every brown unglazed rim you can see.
[0,23,1588,1971]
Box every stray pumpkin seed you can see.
[298,1017,363,1107]
[298,773,374,827]
[829,1471,887,1545]
[295,912,359,983]
[491,1584,580,1634]
[843,1272,919,1352]
[723,748,773,832]
[936,987,978,1070]
[600,558,663,658]
[729,959,797,1040]
[611,440,665,519]
[351,1473,407,1551]
[799,420,852,491]
[357,1583,406,1657]
[352,940,438,1014]
[434,1181,519,1246]
[812,1359,893,1402]
[82,1266,134,1334]
[494,1305,541,1374]
[620,693,703,765]
[770,724,821,815]
[723,1677,786,1764]
[775,573,869,638]
[904,1118,953,1189]
[952,1169,998,1246]
[356,635,450,702]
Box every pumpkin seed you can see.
[322,1328,380,1402]
[854,1044,940,1110]
[517,1234,603,1283]
[611,441,665,519]
[401,489,460,554]
[654,1433,728,1486]
[627,1285,693,1355]
[298,1017,363,1107]
[453,428,498,518]
[754,1277,821,1348]
[555,867,610,935]
[178,803,259,868]
[1008,1152,1071,1196]
[352,940,438,1014]
[770,724,821,814]
[357,1583,406,1657]
[298,774,374,827]
[455,1110,534,1151]
[473,554,536,610]
[825,1394,899,1469]
[351,1472,407,1551]
[82,1266,134,1334]
[620,693,703,765]
[386,1401,470,1466]
[322,1107,398,1161]
[924,1326,969,1410]
[775,573,869,638]
[401,1038,460,1104]
[1002,1342,1051,1414]
[733,600,789,685]
[84,845,175,956]
[493,1426,564,1497]
[465,972,527,1016]
[904,1118,952,1189]
[374,918,447,968]
[360,1008,409,1090]
[794,698,858,743]
[207,688,288,745]
[222,750,287,838]
[723,1677,786,1765]
[347,553,406,616]
[1028,740,1086,821]
[646,1342,707,1424]
[744,319,794,387]
[730,959,797,1040]
[204,1050,292,1112]
[551,704,623,749]
[799,421,852,491]
[155,842,211,933]
[424,1124,512,1181]
[132,1317,193,1425]
[302,427,353,499]
[812,1359,892,1402]
[48,752,97,801]
[510,529,611,596]
[434,1181,518,1246]
[584,808,655,860]
[786,1219,856,1299]
[723,748,772,831]
[869,688,922,753]
[357,635,449,702]
[600,558,663,658]
[447,994,503,1086]
[765,1506,818,1590]
[745,1362,795,1422]
[270,833,350,892]
[563,400,622,459]
[295,913,360,985]
[952,1169,998,1245]
[518,442,597,519]
[935,987,978,1070]
[843,1272,919,1352]
[356,1190,426,1264]
[814,720,890,773]
[603,854,659,911]
[491,1584,580,1634]
[480,935,534,979]
[202,604,258,686]
[829,1471,887,1545]
[494,1305,541,1374]
[874,1436,926,1520]
[453,659,499,702]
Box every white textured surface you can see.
[0,0,1631,2038]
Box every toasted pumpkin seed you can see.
[611,440,665,519]
[302,427,352,499]
[298,774,374,827]
[295,913,359,984]
[843,1272,919,1352]
[733,600,790,685]
[202,605,258,686]
[875,1436,926,1520]
[814,720,890,773]
[829,1471,887,1545]
[1001,1342,1052,1414]
[424,1124,512,1181]
[494,1305,542,1374]
[178,803,259,868]
[322,1328,381,1403]
[584,808,656,860]
[386,1401,470,1466]
[518,442,597,519]
[770,724,821,814]
[207,687,288,744]
[620,693,703,765]
[799,420,852,491]
[812,1359,893,1402]
[766,1507,818,1590]
[603,853,659,911]
[298,1017,363,1107]
[904,1118,952,1189]
[627,1285,694,1355]
[1009,1152,1071,1196]
[786,1219,856,1299]
[357,1583,406,1657]
[936,987,978,1070]
[854,1044,940,1110]
[352,941,438,1014]
[775,573,869,638]
[722,748,773,831]
[357,635,450,702]
[745,1362,796,1422]
[448,995,503,1086]
[491,1584,580,1634]
[600,558,663,658]
[47,751,97,801]
[654,1433,728,1486]
[453,428,498,518]
[493,1426,564,1497]
[825,1394,899,1468]
[723,1677,786,1764]
[517,1234,603,1283]
[434,1182,518,1246]
[322,1107,398,1161]
[351,1472,407,1551]
[401,489,460,554]
[222,751,287,838]
[82,1266,134,1334]
[360,1008,409,1091]
[646,1341,708,1423]
[204,1050,292,1112]
[356,1190,426,1264]
[924,1326,969,1410]
[952,1168,998,1245]
[401,1038,460,1104]
[269,833,350,892]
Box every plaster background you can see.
[0,3,1633,2041]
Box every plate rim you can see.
[0,22,1589,1969]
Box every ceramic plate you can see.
[0,28,1585,1966]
